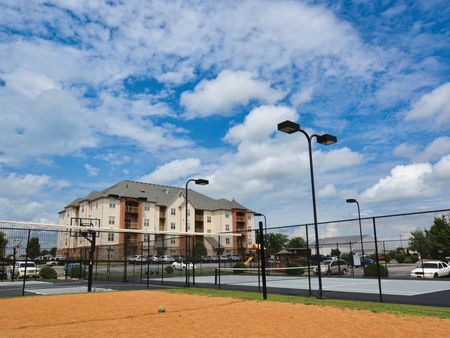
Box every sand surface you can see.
[1,290,449,337]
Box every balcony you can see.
[236,216,246,222]
[125,221,139,229]
[195,215,204,222]
[126,206,139,214]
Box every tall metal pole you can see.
[22,229,31,296]
[355,201,366,274]
[258,221,267,300]
[300,130,323,298]
[372,217,383,302]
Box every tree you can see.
[0,232,8,258]
[330,248,341,257]
[26,237,41,259]
[287,237,306,249]
[40,249,49,256]
[50,247,57,257]
[265,233,289,254]
[193,241,207,258]
[409,216,450,260]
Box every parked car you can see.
[231,255,241,262]
[151,256,161,263]
[410,261,450,278]
[64,262,86,277]
[219,255,229,262]
[313,259,348,275]
[208,256,218,262]
[162,255,175,263]
[45,260,59,267]
[10,261,40,279]
[172,261,194,270]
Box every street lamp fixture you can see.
[185,178,209,287]
[346,198,366,272]
[277,119,337,298]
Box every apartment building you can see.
[57,180,255,259]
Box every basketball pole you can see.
[87,230,96,292]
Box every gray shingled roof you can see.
[65,180,249,212]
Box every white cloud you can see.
[181,70,285,118]
[0,173,50,197]
[318,184,337,198]
[84,164,99,176]
[225,105,298,145]
[405,82,450,124]
[290,86,315,106]
[361,162,438,203]
[394,137,450,162]
[140,158,202,184]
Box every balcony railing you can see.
[236,216,246,222]
[195,215,204,222]
[126,206,139,213]
[124,221,139,229]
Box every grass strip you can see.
[166,287,450,320]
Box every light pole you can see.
[254,213,267,238]
[278,120,337,298]
[185,178,209,287]
[346,199,366,273]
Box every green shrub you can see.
[364,263,389,277]
[165,266,173,274]
[395,253,405,263]
[233,262,246,273]
[70,266,85,278]
[39,266,57,279]
[285,262,305,275]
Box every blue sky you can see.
[0,0,449,233]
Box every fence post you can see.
[372,217,383,302]
[337,242,341,275]
[306,225,311,296]
[258,221,267,300]
[161,238,164,285]
[22,229,31,296]
[87,231,96,292]
[349,242,354,277]
[146,239,150,289]
[140,241,143,284]
[218,236,221,289]
[256,230,261,292]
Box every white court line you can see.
[0,281,52,287]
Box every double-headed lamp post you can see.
[346,198,366,272]
[185,178,209,287]
[278,120,337,298]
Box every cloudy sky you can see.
[0,0,449,229]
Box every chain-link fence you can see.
[1,209,449,306]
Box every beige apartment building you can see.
[57,180,255,259]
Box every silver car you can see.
[314,259,348,275]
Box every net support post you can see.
[372,217,383,302]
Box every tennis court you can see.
[160,268,450,297]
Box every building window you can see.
[171,208,176,215]
[81,204,84,213]
[225,224,230,232]
[170,238,176,245]
[207,229,211,234]
[144,234,150,242]
[187,209,190,216]
[95,202,98,209]
[144,219,149,227]
[248,226,251,230]
[207,216,211,223]
[248,214,251,220]
[144,204,149,211]
[225,238,230,245]
[109,216,115,225]
[171,222,176,230]
[109,200,116,208]
[66,212,69,217]
[225,213,229,218]
[187,223,190,231]
[108,233,114,241]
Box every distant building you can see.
[57,180,254,259]
[310,234,376,256]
